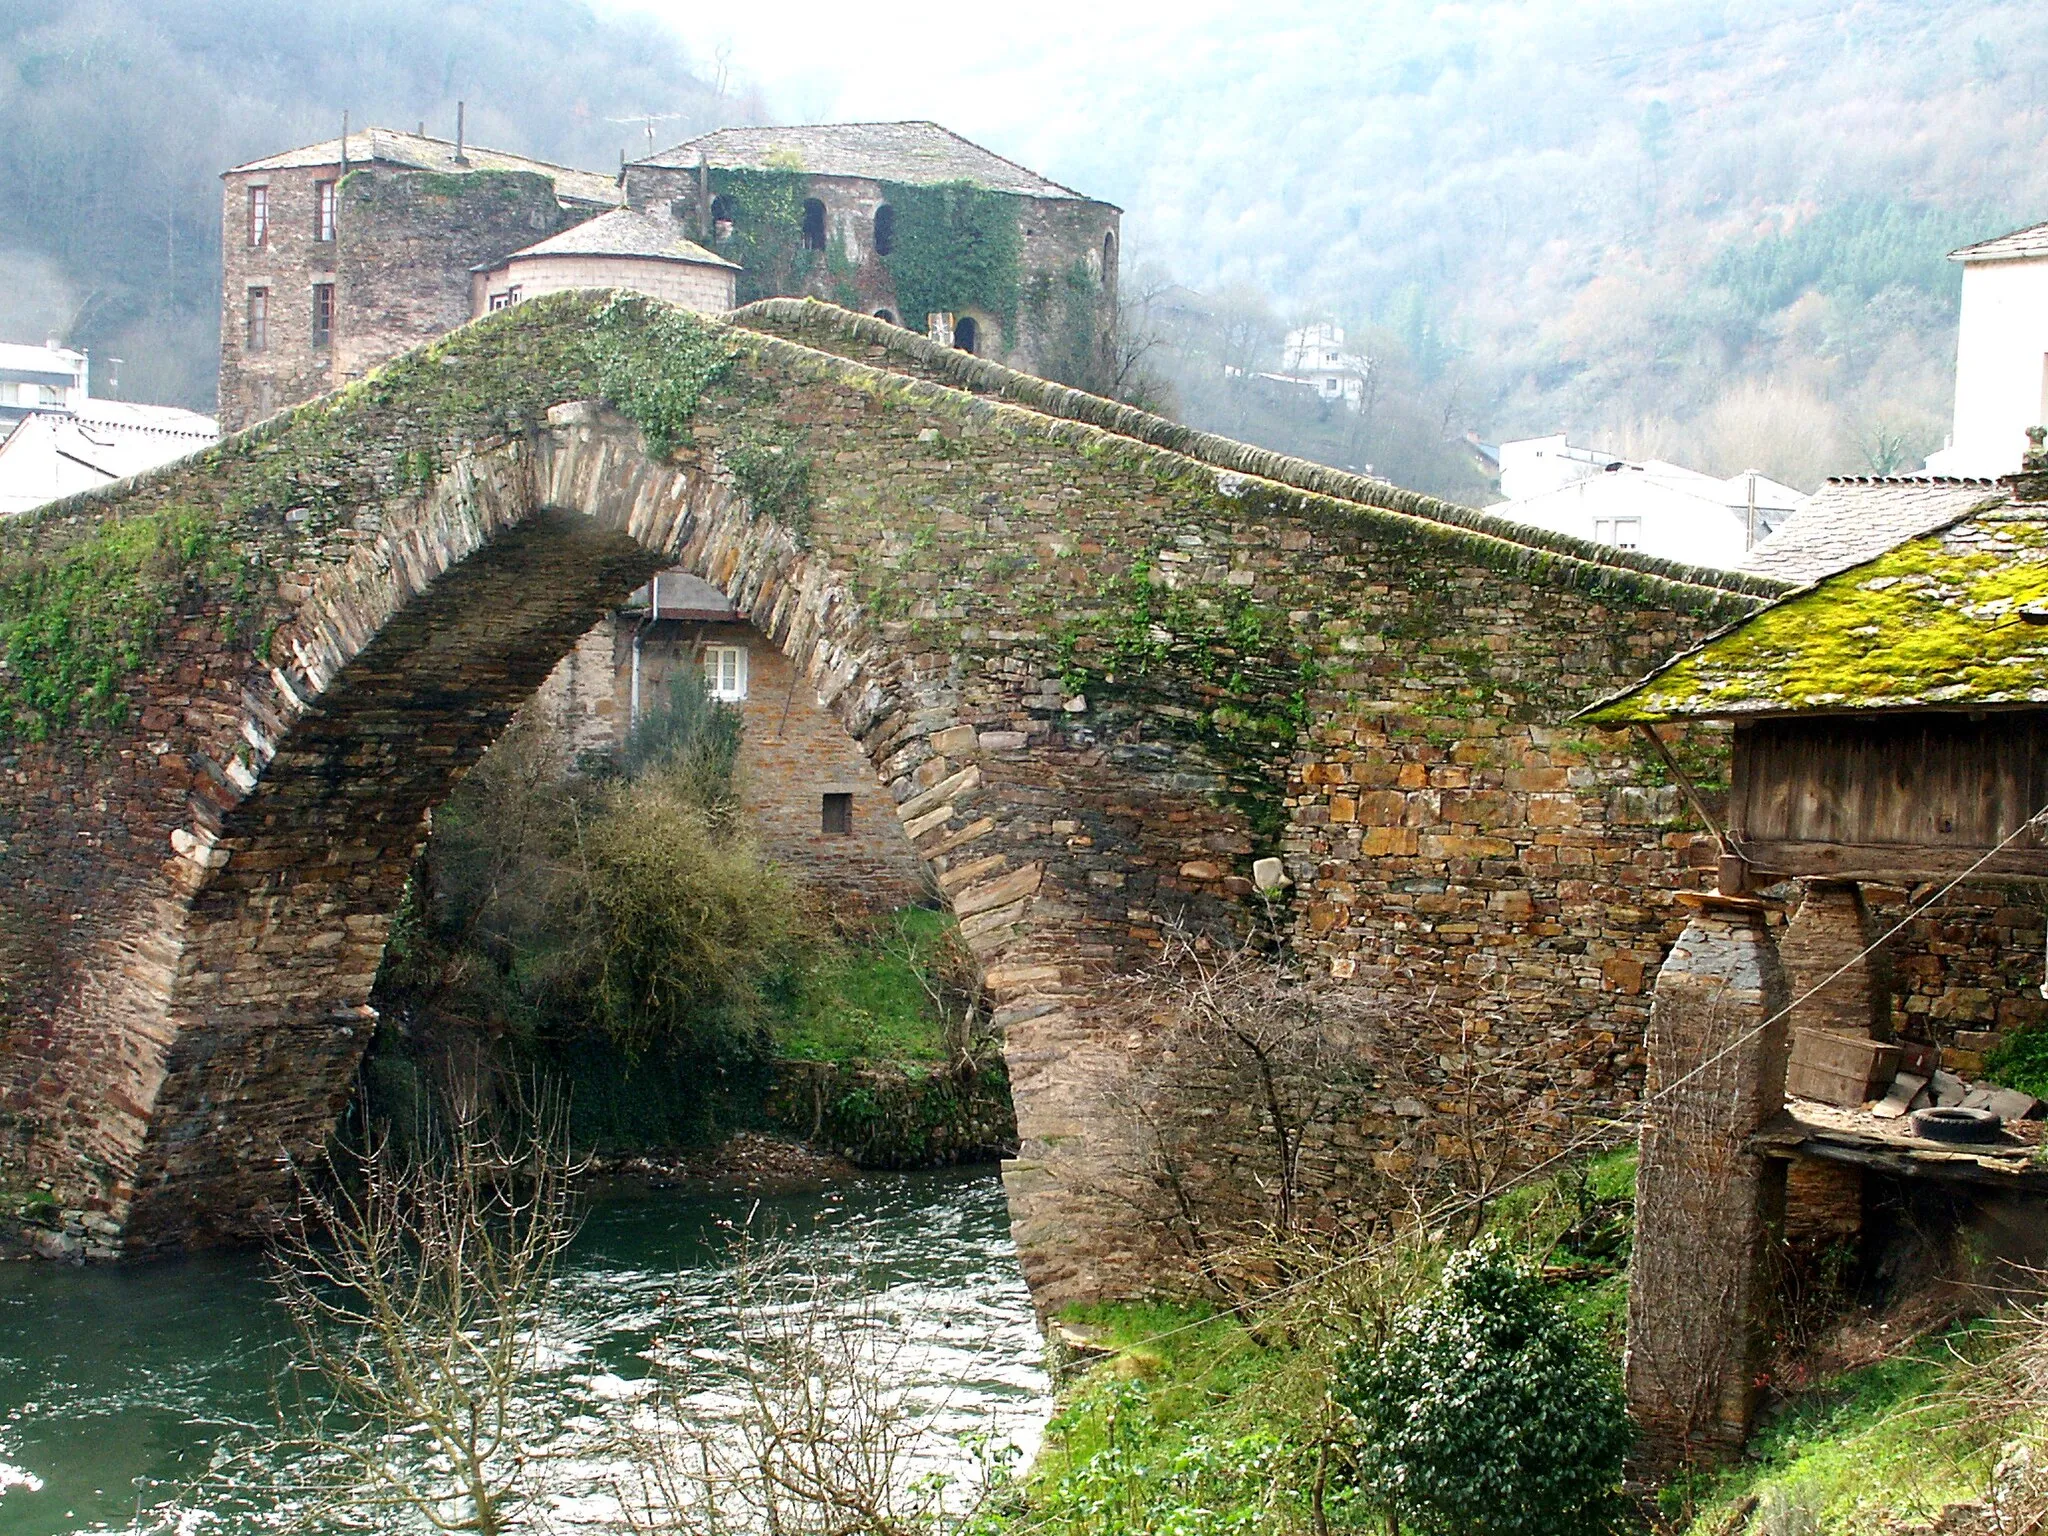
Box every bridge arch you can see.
[0,294,1772,1301]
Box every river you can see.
[0,1165,1049,1534]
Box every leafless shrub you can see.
[616,1231,1017,1536]
[1093,913,1397,1297]
[255,1083,584,1534]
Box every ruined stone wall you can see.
[2,295,1762,1300]
[625,166,1119,386]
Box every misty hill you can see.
[1067,0,2048,495]
[0,1,756,408]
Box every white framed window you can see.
[1593,517,1642,550]
[702,644,748,701]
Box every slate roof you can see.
[226,129,622,207]
[1582,495,2048,723]
[490,208,738,269]
[635,121,1098,202]
[1738,476,2008,585]
[1953,221,2048,263]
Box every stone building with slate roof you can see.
[470,206,739,317]
[1737,475,2008,586]
[623,121,1121,386]
[218,120,1120,430]
[218,127,626,430]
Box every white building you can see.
[0,343,218,517]
[1925,221,2048,476]
[0,340,89,430]
[1490,433,1803,569]
[1260,322,1372,410]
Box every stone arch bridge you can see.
[0,296,1781,1304]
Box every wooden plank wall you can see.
[1733,714,2048,879]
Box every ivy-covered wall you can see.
[629,161,1115,389]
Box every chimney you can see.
[454,101,468,165]
[340,111,349,175]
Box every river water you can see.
[0,1166,1049,1534]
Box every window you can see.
[710,195,734,242]
[314,179,336,241]
[802,198,827,251]
[488,286,522,312]
[873,203,896,256]
[311,283,334,349]
[246,287,269,352]
[874,308,897,325]
[247,185,268,247]
[822,792,853,836]
[1102,228,1116,282]
[953,315,979,355]
[1593,516,1642,550]
[702,644,748,701]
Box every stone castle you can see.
[219,119,1122,432]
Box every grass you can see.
[770,907,959,1068]
[1002,1149,1646,1536]
[1678,1322,2011,1534]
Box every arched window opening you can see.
[802,198,827,251]
[1102,229,1117,284]
[710,195,734,243]
[874,309,897,325]
[954,316,979,355]
[873,203,896,256]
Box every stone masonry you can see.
[1625,894,1792,1469]
[2,293,1777,1300]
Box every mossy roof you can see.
[1580,498,2048,723]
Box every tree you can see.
[1336,1237,1633,1536]
[262,1086,582,1534]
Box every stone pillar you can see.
[1779,880,1886,1245]
[1781,880,1889,1040]
[1626,893,1790,1471]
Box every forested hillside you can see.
[1075,0,2048,495]
[0,1,754,408]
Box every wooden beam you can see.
[1734,837,2048,883]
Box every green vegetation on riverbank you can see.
[366,682,1010,1165]
[1673,1324,2006,1534]
[1002,1137,2048,1536]
[1000,1150,1637,1535]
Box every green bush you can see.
[1336,1237,1634,1536]
[1983,1027,2048,1099]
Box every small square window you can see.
[702,644,747,701]
[822,792,853,836]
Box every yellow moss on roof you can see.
[1582,501,2048,722]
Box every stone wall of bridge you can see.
[0,293,1767,1299]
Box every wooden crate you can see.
[1788,1029,1901,1108]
